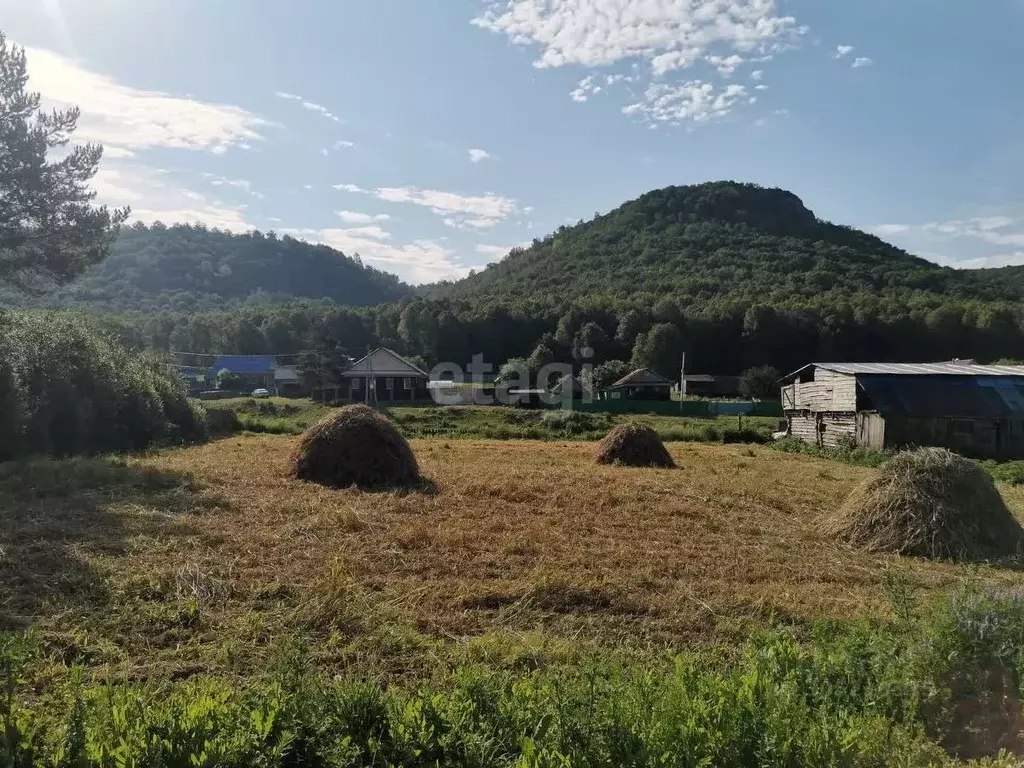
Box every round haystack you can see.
[825,447,1023,560]
[289,404,419,489]
[595,424,675,468]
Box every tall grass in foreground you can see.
[4,584,1024,766]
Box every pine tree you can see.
[0,32,128,292]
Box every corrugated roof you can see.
[786,362,1024,378]
[210,356,275,374]
[859,375,1024,417]
[608,368,672,388]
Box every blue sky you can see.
[4,0,1023,283]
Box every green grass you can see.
[205,397,778,444]
[4,583,1024,766]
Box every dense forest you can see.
[8,222,412,311]
[12,182,1024,379]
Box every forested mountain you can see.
[12,182,1024,379]
[428,181,1021,308]
[21,223,412,311]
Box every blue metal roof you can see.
[209,356,275,374]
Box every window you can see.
[386,377,394,390]
[351,377,362,389]
[403,377,412,390]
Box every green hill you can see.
[428,181,1019,308]
[30,223,412,312]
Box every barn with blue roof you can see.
[208,355,276,389]
[780,361,1024,458]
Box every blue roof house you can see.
[208,356,276,389]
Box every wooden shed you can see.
[780,362,1024,458]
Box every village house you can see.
[780,362,1024,459]
[208,355,276,389]
[314,347,430,404]
[602,368,672,401]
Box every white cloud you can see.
[372,186,518,228]
[873,224,910,236]
[570,74,602,102]
[283,228,469,283]
[751,69,764,81]
[472,0,804,71]
[93,162,253,231]
[337,210,391,224]
[754,84,768,90]
[623,81,748,123]
[275,91,341,122]
[707,54,745,76]
[476,242,530,259]
[851,57,873,68]
[333,183,366,193]
[468,148,492,163]
[834,45,855,58]
[24,45,266,154]
[202,173,265,199]
[473,0,805,124]
[337,226,391,240]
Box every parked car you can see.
[251,388,271,399]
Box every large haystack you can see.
[825,447,1023,560]
[595,424,675,468]
[290,404,419,489]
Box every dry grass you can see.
[595,424,675,467]
[826,447,1024,560]
[3,437,1024,681]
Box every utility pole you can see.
[679,351,686,410]
[365,344,371,406]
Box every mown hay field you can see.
[3,434,1024,682]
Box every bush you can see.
[541,409,608,435]
[0,310,207,459]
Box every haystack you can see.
[825,447,1023,560]
[289,404,419,489]
[595,424,675,468]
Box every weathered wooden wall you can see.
[788,369,857,412]
[787,413,858,447]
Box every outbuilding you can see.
[780,362,1024,458]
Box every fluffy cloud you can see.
[468,148,492,163]
[336,210,391,224]
[274,91,341,122]
[623,81,749,123]
[472,0,806,124]
[851,57,873,69]
[873,216,1024,267]
[751,69,764,81]
[707,54,744,76]
[24,45,266,154]
[284,228,469,283]
[834,45,855,58]
[570,75,602,102]
[472,0,803,70]
[93,163,253,231]
[333,183,367,193]
[372,186,518,229]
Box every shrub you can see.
[825,447,1024,560]
[0,310,207,460]
[541,409,607,435]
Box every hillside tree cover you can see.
[11,180,1024,381]
[0,33,127,293]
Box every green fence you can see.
[572,399,782,417]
